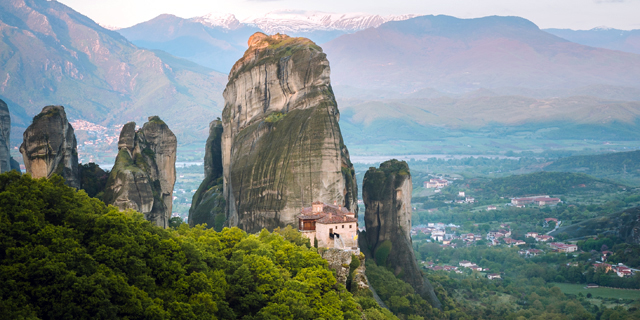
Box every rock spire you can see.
[19,106,79,188]
[0,99,19,173]
[361,159,442,309]
[103,116,177,228]
[189,120,225,229]
[220,32,357,232]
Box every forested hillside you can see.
[466,172,624,198]
[0,172,387,319]
[545,150,640,186]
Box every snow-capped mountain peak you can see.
[241,10,416,34]
[191,13,241,30]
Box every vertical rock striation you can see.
[19,106,79,188]
[189,120,226,229]
[103,117,177,228]
[362,159,442,309]
[0,99,17,173]
[221,32,357,233]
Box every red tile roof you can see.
[298,201,356,224]
[317,214,357,224]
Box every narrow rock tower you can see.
[20,106,79,188]
[362,159,442,310]
[103,117,177,228]
[221,32,358,232]
[189,119,225,229]
[0,99,19,173]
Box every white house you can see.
[298,201,358,249]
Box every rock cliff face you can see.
[619,207,640,245]
[362,159,442,309]
[221,32,357,232]
[189,120,226,229]
[0,99,18,173]
[103,117,177,228]
[19,106,79,188]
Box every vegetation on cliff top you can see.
[229,33,323,81]
[0,171,389,319]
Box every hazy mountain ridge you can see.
[242,10,416,34]
[0,0,226,145]
[545,27,640,55]
[118,14,260,72]
[118,11,418,72]
[323,15,640,93]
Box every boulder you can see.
[19,106,79,188]
[103,117,177,228]
[321,248,353,287]
[362,159,442,309]
[221,32,358,233]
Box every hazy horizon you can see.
[57,0,640,31]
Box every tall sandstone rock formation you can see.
[189,120,226,229]
[221,32,357,232]
[362,159,442,309]
[0,99,19,173]
[103,117,177,228]
[19,106,79,188]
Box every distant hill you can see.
[0,0,226,145]
[544,150,640,186]
[117,11,417,73]
[544,28,640,55]
[466,172,624,198]
[323,15,640,94]
[337,94,640,147]
[118,14,260,73]
[552,206,640,243]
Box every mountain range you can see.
[118,11,416,72]
[545,27,640,55]
[0,0,226,146]
[2,1,640,155]
[322,15,640,94]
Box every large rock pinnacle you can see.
[103,116,177,228]
[362,159,442,310]
[220,32,358,233]
[19,106,79,188]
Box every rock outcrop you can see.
[221,32,357,233]
[361,159,442,309]
[189,120,226,229]
[0,99,19,173]
[19,106,79,188]
[619,207,640,244]
[103,117,177,228]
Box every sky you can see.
[56,0,640,30]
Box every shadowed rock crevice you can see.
[221,32,357,233]
[103,117,177,228]
[362,159,442,310]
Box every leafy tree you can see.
[0,172,369,319]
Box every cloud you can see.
[595,0,624,3]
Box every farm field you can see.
[551,282,640,300]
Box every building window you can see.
[342,225,344,228]
[349,225,352,228]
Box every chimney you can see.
[334,200,337,205]
[329,213,332,219]
[343,216,346,221]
